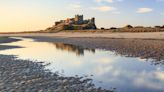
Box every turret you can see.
[75,14,84,24]
[91,17,95,24]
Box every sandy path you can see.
[0,32,164,39]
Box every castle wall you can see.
[53,15,97,30]
[55,22,61,26]
[91,18,95,24]
[75,15,83,24]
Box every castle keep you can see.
[46,15,97,31]
[55,15,95,26]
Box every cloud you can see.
[112,11,121,14]
[91,6,116,12]
[95,0,123,3]
[99,58,114,64]
[69,3,82,10]
[95,0,113,3]
[137,8,153,13]
[133,71,164,90]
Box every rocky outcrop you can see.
[44,24,97,32]
[43,15,97,32]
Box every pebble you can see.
[0,55,113,92]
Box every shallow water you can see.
[0,37,164,92]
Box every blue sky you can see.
[0,0,164,32]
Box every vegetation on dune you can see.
[100,25,164,32]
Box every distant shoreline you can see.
[0,31,164,40]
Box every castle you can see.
[55,15,95,26]
[45,15,97,32]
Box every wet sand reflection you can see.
[52,43,95,56]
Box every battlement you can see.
[55,15,95,26]
[75,15,83,24]
[49,15,97,31]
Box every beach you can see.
[1,32,164,62]
[0,37,21,50]
[0,32,164,39]
[0,32,164,92]
[0,36,114,92]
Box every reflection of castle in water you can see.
[52,43,95,56]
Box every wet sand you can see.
[0,55,113,92]
[0,37,113,92]
[0,33,164,91]
[0,37,21,50]
[31,36,164,64]
[0,32,164,39]
[0,37,21,43]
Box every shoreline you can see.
[0,35,164,91]
[0,37,22,50]
[30,36,164,64]
[0,36,114,92]
[1,36,164,63]
[0,54,113,92]
[0,32,164,40]
[0,37,21,43]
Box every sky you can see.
[0,0,164,32]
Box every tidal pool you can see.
[0,37,164,92]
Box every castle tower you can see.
[91,17,95,24]
[75,15,83,24]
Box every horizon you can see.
[0,0,164,32]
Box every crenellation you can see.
[55,14,93,26]
[53,14,96,30]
